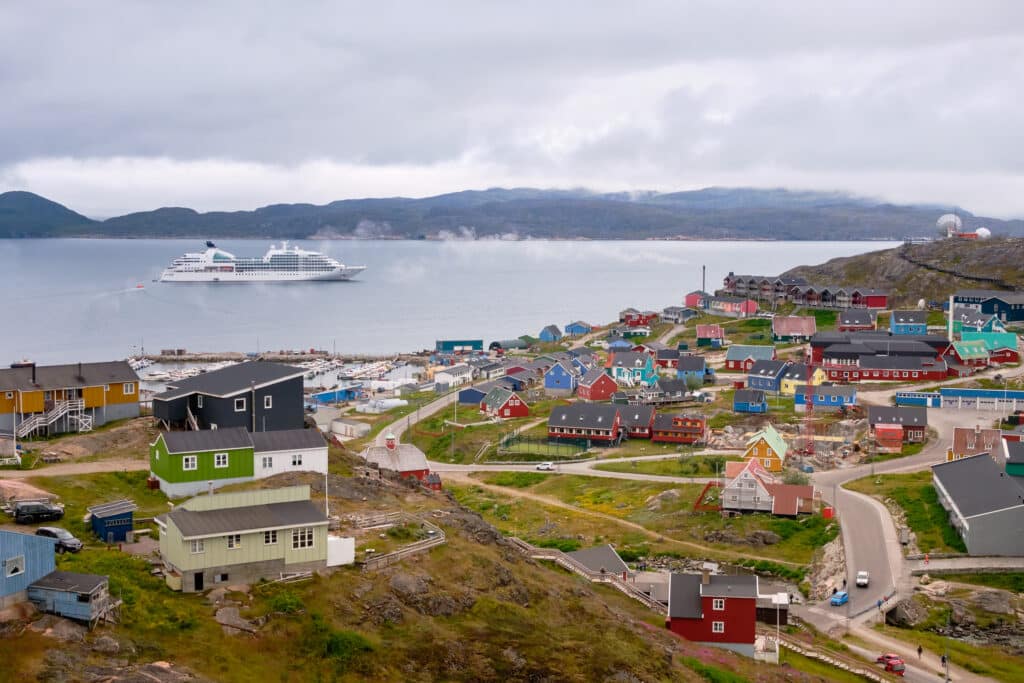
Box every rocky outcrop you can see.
[887,598,928,628]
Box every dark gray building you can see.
[932,453,1024,556]
[152,362,306,432]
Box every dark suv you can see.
[35,527,83,553]
[13,501,64,524]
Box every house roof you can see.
[951,427,1002,457]
[437,363,472,377]
[619,405,654,428]
[656,378,689,394]
[166,499,327,539]
[154,361,304,401]
[951,307,996,328]
[250,428,326,453]
[781,365,810,381]
[1004,440,1024,465]
[542,324,562,337]
[0,360,138,392]
[725,345,776,362]
[960,332,1018,352]
[656,349,681,361]
[695,324,724,339]
[161,427,253,454]
[30,570,107,594]
[86,499,138,518]
[566,544,630,575]
[955,289,1024,304]
[764,484,816,515]
[747,424,788,459]
[748,360,788,378]
[652,413,703,432]
[890,310,927,325]
[676,356,706,372]
[932,453,1024,519]
[607,351,651,368]
[360,443,429,473]
[839,309,876,326]
[580,367,613,387]
[566,320,591,330]
[773,316,816,337]
[668,573,703,619]
[546,360,579,377]
[734,389,766,405]
[699,574,759,599]
[548,404,619,430]
[951,341,990,360]
[481,386,515,408]
[868,406,928,427]
[858,356,946,372]
[795,384,856,399]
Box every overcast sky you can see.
[2,1,1023,218]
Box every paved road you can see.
[908,555,1024,573]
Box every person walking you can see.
[917,645,923,659]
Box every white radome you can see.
[976,227,992,239]
[936,213,962,232]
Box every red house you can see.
[621,309,659,327]
[619,405,655,439]
[480,387,529,418]
[850,288,889,310]
[837,309,877,332]
[651,414,705,444]
[684,291,709,309]
[667,567,759,657]
[821,356,948,382]
[362,433,431,481]
[578,367,619,401]
[548,404,621,444]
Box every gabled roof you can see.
[165,499,327,539]
[951,426,1002,457]
[795,384,856,399]
[932,453,1024,519]
[960,332,1018,351]
[580,366,614,387]
[548,404,619,430]
[30,571,107,594]
[676,355,706,372]
[890,310,927,325]
[161,427,253,454]
[868,406,928,427]
[773,316,816,337]
[1005,440,1024,465]
[656,349,681,361]
[541,324,563,337]
[481,386,515,408]
[725,345,776,362]
[748,360,788,378]
[437,363,472,376]
[360,442,430,472]
[858,356,946,372]
[668,573,703,619]
[87,499,138,518]
[695,324,724,339]
[0,360,138,392]
[954,289,1024,304]
[619,405,654,428]
[607,351,651,369]
[951,340,990,361]
[250,429,326,453]
[652,413,703,432]
[764,483,816,515]
[566,544,630,575]
[154,361,304,401]
[747,424,788,459]
[950,306,996,328]
[734,389,766,404]
[699,574,759,599]
[656,378,689,395]
[566,320,592,330]
[839,309,876,326]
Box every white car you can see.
[536,462,554,471]
[855,570,870,587]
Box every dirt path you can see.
[1,458,147,480]
[447,473,802,566]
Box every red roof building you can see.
[577,368,619,401]
[651,413,705,444]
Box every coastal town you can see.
[4,235,1024,681]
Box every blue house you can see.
[544,361,579,393]
[953,289,1024,323]
[606,351,660,388]
[607,335,632,350]
[28,571,115,625]
[565,321,592,336]
[1,530,56,609]
[498,374,529,392]
[794,384,857,412]
[539,325,564,342]
[676,355,710,385]
[890,310,928,336]
[458,384,491,405]
[747,360,790,393]
[733,389,768,414]
[87,500,138,543]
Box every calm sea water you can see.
[0,239,897,364]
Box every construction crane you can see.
[802,358,816,460]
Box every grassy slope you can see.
[593,455,741,477]
[939,573,1024,593]
[872,623,1024,682]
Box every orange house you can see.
[0,361,140,438]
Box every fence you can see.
[359,518,447,572]
[347,511,403,529]
[766,626,893,683]
[498,434,588,458]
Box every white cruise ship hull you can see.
[160,265,366,283]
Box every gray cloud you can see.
[2,1,1024,216]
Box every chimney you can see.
[385,433,397,451]
[77,361,83,380]
[32,363,36,385]
[701,561,718,585]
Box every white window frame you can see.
[712,598,725,611]
[234,397,246,412]
[291,454,303,467]
[182,455,198,471]
[4,555,25,578]
[124,382,135,394]
[262,455,273,469]
[292,527,314,549]
[190,539,205,554]
[214,452,229,468]
[197,395,204,408]
[712,621,725,634]
[226,534,241,549]
[263,395,273,410]
[264,530,278,545]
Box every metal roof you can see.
[166,499,327,539]
[360,443,429,473]
[566,544,629,575]
[932,453,1024,518]
[773,316,816,337]
[250,429,326,453]
[676,356,706,372]
[30,570,107,594]
[668,573,703,619]
[890,310,927,325]
[1005,440,1024,465]
[725,345,776,362]
[619,405,654,428]
[700,574,759,598]
[748,360,788,377]
[839,309,876,326]
[548,404,619,430]
[734,389,766,404]
[161,427,252,454]
[154,361,304,400]
[86,499,138,518]
[0,360,138,392]
[868,406,928,426]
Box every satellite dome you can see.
[976,227,992,239]
[936,213,962,232]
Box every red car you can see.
[884,659,906,676]
[876,653,901,665]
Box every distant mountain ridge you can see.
[2,187,1022,240]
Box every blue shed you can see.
[544,361,578,392]
[28,571,116,626]
[0,530,56,609]
[458,385,489,405]
[733,389,768,414]
[87,500,138,543]
[435,339,484,353]
[607,336,632,350]
[311,382,364,404]
[565,321,592,336]
[539,325,563,342]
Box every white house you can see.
[251,430,329,480]
[435,364,473,389]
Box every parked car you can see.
[876,653,902,665]
[35,527,83,553]
[535,462,554,471]
[830,591,849,606]
[856,570,870,587]
[13,501,64,524]
[884,659,906,676]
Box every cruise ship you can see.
[159,242,366,283]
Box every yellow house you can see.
[743,424,789,473]
[0,361,140,438]
[779,366,828,397]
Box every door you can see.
[193,572,204,591]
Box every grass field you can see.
[593,454,740,477]
[939,573,1024,593]
[873,622,1024,682]
[845,471,967,554]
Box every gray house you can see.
[932,452,1024,556]
[152,362,306,432]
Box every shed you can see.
[87,500,138,543]
[28,571,119,627]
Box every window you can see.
[762,459,772,468]
[124,382,135,394]
[4,555,25,577]
[215,573,229,583]
[292,527,314,549]
[234,397,246,412]
[190,539,205,554]
[712,621,725,634]
[226,534,241,549]
[197,395,203,408]
[4,391,12,399]
[712,598,725,611]
[44,391,52,401]
[264,530,278,545]
[291,454,303,467]
[262,455,273,469]
[264,395,273,410]
[214,452,229,468]
[182,455,197,471]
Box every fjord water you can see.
[0,239,897,364]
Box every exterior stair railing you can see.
[16,399,87,438]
